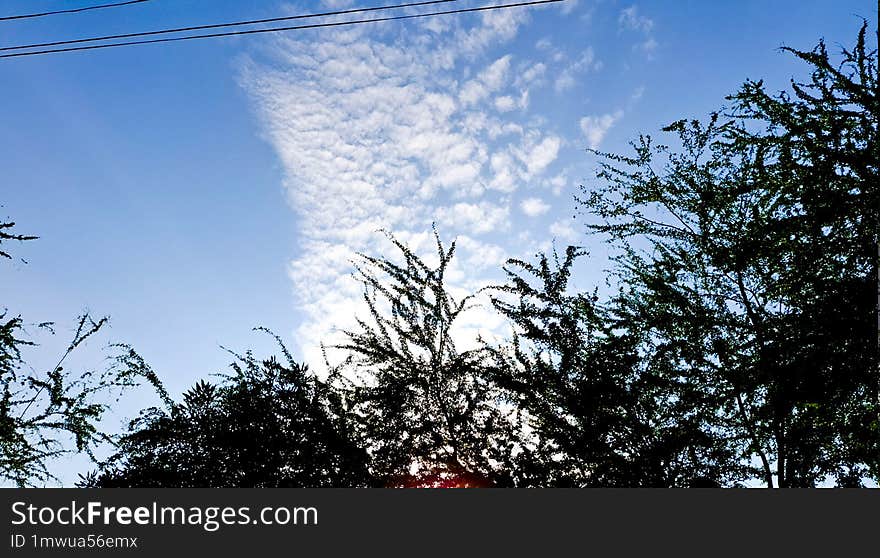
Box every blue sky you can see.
[0,0,875,484]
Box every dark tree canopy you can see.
[489,247,745,487]
[333,231,521,487]
[86,332,371,488]
[578,23,878,487]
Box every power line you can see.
[0,0,563,59]
[0,0,151,22]
[0,0,460,52]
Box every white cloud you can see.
[579,110,623,149]
[518,89,530,110]
[618,5,658,59]
[495,95,517,112]
[520,197,551,217]
[549,218,579,242]
[555,47,601,93]
[631,85,646,101]
[637,38,658,56]
[461,55,512,106]
[241,10,564,365]
[619,5,654,33]
[524,134,562,175]
[321,0,355,8]
[435,202,510,234]
[517,62,546,87]
[555,72,577,94]
[560,0,580,16]
[543,172,569,195]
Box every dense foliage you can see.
[489,248,743,486]
[578,24,878,486]
[332,231,521,487]
[85,332,370,487]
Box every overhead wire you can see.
[0,0,460,53]
[0,0,151,22]
[0,0,563,59]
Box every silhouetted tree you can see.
[334,231,521,487]
[86,330,371,487]
[1,219,160,486]
[579,24,878,486]
[489,247,744,486]
[0,218,37,261]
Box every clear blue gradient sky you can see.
[0,0,875,484]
